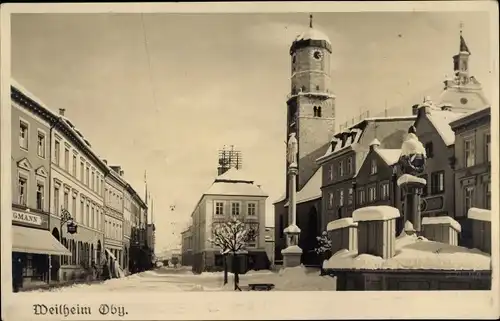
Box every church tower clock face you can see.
[312,50,323,60]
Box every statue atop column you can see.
[287,132,298,166]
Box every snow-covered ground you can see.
[26,265,336,293]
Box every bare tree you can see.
[210,218,258,291]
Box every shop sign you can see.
[13,211,42,226]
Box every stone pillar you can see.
[397,174,426,233]
[281,161,302,268]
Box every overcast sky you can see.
[11,11,493,252]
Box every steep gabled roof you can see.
[375,149,401,166]
[204,168,268,197]
[424,108,468,146]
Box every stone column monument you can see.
[281,133,303,267]
[397,125,427,233]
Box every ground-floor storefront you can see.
[49,215,104,283]
[12,207,71,292]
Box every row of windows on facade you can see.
[20,120,135,225]
[328,156,355,181]
[424,134,491,166]
[214,201,257,216]
[104,218,123,241]
[326,171,447,209]
[19,120,105,197]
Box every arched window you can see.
[301,86,306,92]
[317,107,322,117]
[313,106,318,117]
[316,85,320,91]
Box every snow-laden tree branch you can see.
[209,218,257,254]
[314,231,332,254]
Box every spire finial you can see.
[309,14,313,28]
[459,21,464,36]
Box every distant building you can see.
[146,223,156,263]
[450,107,491,247]
[104,166,126,269]
[181,226,193,266]
[191,167,269,273]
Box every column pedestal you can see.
[397,174,427,234]
[281,224,303,267]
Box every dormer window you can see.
[370,159,377,175]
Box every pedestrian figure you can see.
[91,260,98,280]
[102,261,110,280]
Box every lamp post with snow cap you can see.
[281,132,303,268]
[397,125,427,233]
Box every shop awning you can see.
[12,226,72,256]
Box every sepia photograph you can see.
[1,1,498,320]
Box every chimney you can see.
[120,170,124,177]
[353,205,400,259]
[369,138,381,151]
[59,108,66,116]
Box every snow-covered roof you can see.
[425,108,468,146]
[204,168,268,197]
[319,116,416,163]
[375,149,401,166]
[467,207,491,222]
[294,27,331,44]
[323,231,491,271]
[327,217,358,232]
[353,206,400,222]
[284,167,322,207]
[215,167,254,183]
[449,106,491,126]
[422,216,461,232]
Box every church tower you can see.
[438,24,489,111]
[286,15,336,192]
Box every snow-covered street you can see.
[26,266,336,293]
